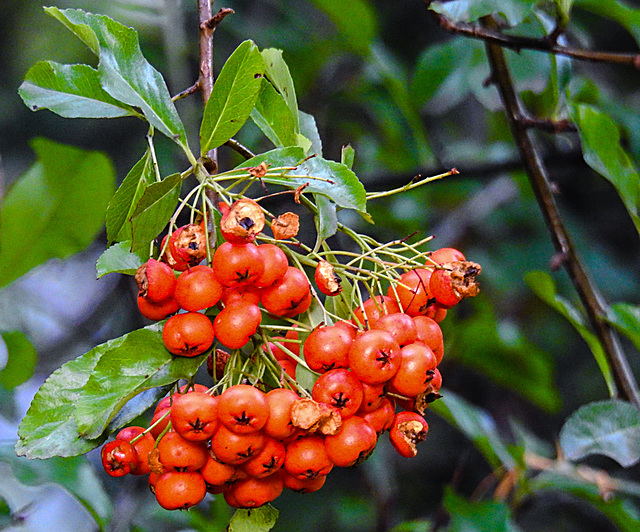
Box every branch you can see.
[428,7,640,69]
[482,18,640,408]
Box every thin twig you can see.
[481,17,640,408]
[427,6,640,69]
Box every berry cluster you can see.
[104,197,481,512]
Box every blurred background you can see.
[1,0,639,530]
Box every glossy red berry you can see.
[162,312,215,357]
[101,439,138,477]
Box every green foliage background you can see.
[1,0,640,531]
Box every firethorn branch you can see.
[480,17,640,408]
[426,3,640,69]
[366,168,458,200]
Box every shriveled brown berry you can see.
[271,212,300,240]
[220,198,265,243]
[315,260,343,296]
[170,224,207,267]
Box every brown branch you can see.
[482,17,640,408]
[428,7,640,69]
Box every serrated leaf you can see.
[0,446,112,530]
[201,40,264,154]
[310,0,378,55]
[106,149,156,243]
[559,399,640,467]
[237,147,369,218]
[524,270,616,396]
[570,103,640,235]
[229,505,279,532]
[130,173,182,253]
[19,61,139,119]
[607,303,640,352]
[0,138,115,290]
[250,79,298,148]
[0,331,37,390]
[429,0,537,26]
[75,327,206,439]
[430,390,517,469]
[96,241,144,278]
[45,7,188,151]
[261,49,299,131]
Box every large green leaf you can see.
[607,303,640,352]
[261,49,299,132]
[236,147,369,218]
[229,505,279,532]
[309,0,378,56]
[524,271,615,396]
[429,0,538,26]
[559,399,640,467]
[19,61,139,119]
[443,486,520,532]
[0,446,112,530]
[569,104,640,235]
[96,241,144,278]
[200,40,264,154]
[45,7,189,151]
[106,149,156,243]
[75,327,207,439]
[130,173,183,253]
[430,390,517,469]
[15,324,205,459]
[0,138,115,289]
[0,331,37,390]
[574,0,640,48]
[251,79,298,148]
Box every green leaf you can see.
[443,486,520,532]
[0,445,112,530]
[559,399,640,467]
[430,390,517,470]
[299,111,323,156]
[45,7,189,151]
[75,327,207,439]
[429,0,537,26]
[250,79,298,148]
[96,241,144,278]
[569,103,640,235]
[389,520,431,532]
[0,138,115,289]
[341,144,355,170]
[314,193,338,245]
[309,0,378,55]
[0,331,37,390]
[106,149,156,243]
[228,505,279,532]
[524,270,616,396]
[19,61,139,119]
[200,40,265,154]
[16,324,205,458]
[130,173,182,253]
[261,49,299,132]
[574,0,640,48]
[607,303,640,352]
[237,147,369,219]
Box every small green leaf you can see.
[19,61,138,119]
[96,241,144,278]
[429,0,537,26]
[443,486,520,532]
[201,40,264,154]
[0,446,112,529]
[299,111,323,156]
[559,399,640,467]
[525,270,616,396]
[0,331,37,390]
[238,147,369,218]
[0,138,115,290]
[314,193,338,244]
[229,505,279,532]
[130,173,182,253]
[75,327,207,439]
[261,49,299,131]
[106,149,156,243]
[570,103,640,235]
[251,80,298,148]
[430,390,517,469]
[310,0,378,55]
[341,144,355,170]
[607,303,640,352]
[45,7,189,151]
